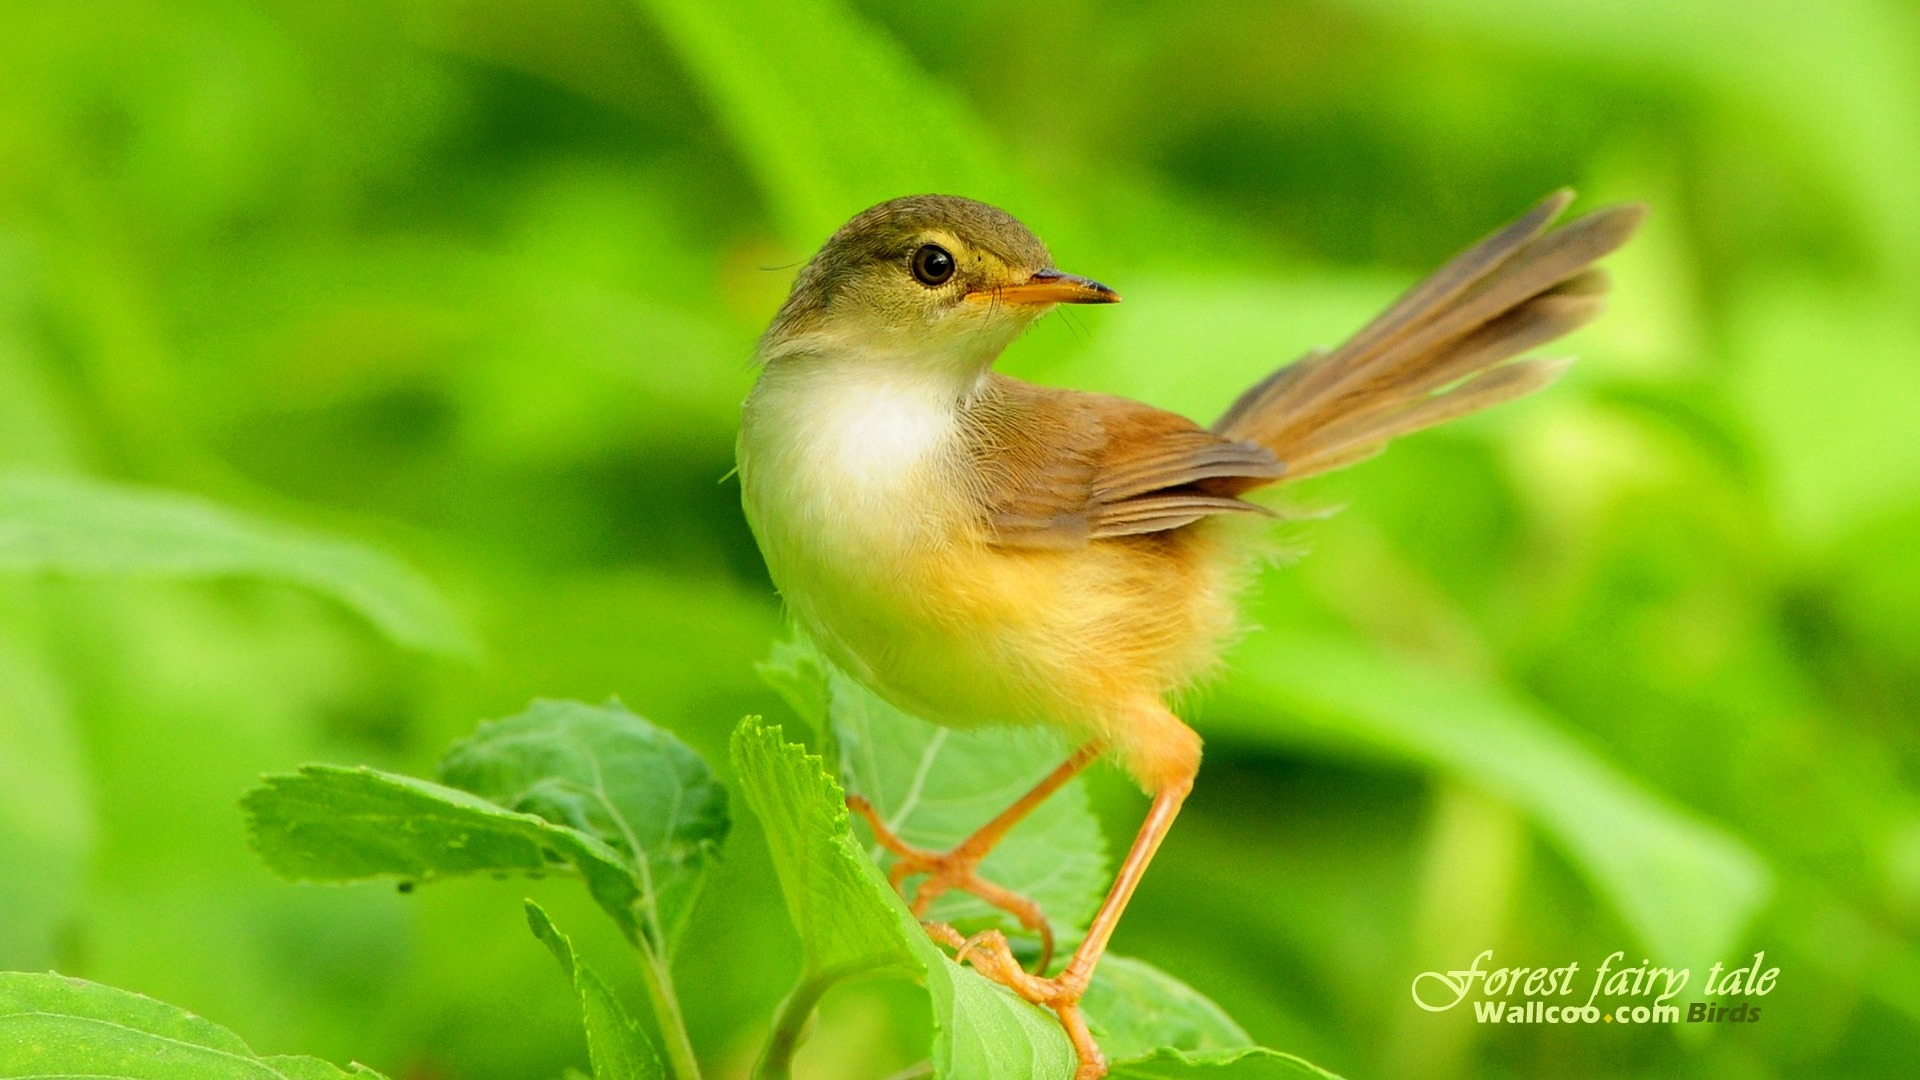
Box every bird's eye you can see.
[910,244,956,287]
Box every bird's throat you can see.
[740,349,981,573]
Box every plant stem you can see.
[636,946,704,1080]
[753,973,835,1080]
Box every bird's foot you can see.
[847,794,1057,971]
[942,928,1106,1080]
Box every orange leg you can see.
[952,770,1195,1080]
[848,741,1102,973]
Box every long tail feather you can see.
[1212,192,1644,483]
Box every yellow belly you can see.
[782,520,1242,741]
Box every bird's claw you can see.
[948,929,1074,1006]
[847,793,1058,971]
[921,920,966,950]
[849,794,1097,1075]
[942,929,1106,1079]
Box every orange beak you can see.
[970,268,1120,306]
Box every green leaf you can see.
[914,951,1270,1080]
[754,636,834,745]
[527,901,665,1080]
[912,934,1077,1080]
[0,971,388,1078]
[733,718,1071,1079]
[0,471,471,657]
[631,0,1028,242]
[243,764,648,943]
[1209,631,1772,969]
[1108,1047,1343,1079]
[1080,957,1252,1063]
[244,701,729,956]
[730,716,919,982]
[759,636,1108,942]
[441,700,730,954]
[730,719,1342,1080]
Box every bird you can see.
[736,190,1642,1078]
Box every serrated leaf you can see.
[1210,631,1772,971]
[244,700,728,956]
[734,718,1072,1078]
[730,719,1342,1080]
[754,637,832,743]
[243,764,648,943]
[729,716,919,981]
[527,901,665,1080]
[441,700,730,953]
[0,471,471,656]
[0,971,388,1078]
[759,636,1108,943]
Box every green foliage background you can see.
[2,1,1917,1077]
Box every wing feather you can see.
[962,376,1279,550]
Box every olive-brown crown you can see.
[761,195,1055,355]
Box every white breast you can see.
[812,373,956,502]
[739,359,977,593]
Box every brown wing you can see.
[960,375,1286,550]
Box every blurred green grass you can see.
[1,1,1917,1078]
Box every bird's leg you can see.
[847,740,1102,972]
[952,769,1195,1080]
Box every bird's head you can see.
[759,195,1118,372]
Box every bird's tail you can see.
[1211,190,1645,483]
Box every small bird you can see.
[738,191,1642,1077]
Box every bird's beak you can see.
[971,268,1120,306]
